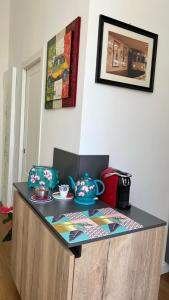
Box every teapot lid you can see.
[81,172,91,180]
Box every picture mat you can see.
[101,23,154,87]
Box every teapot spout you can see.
[68,176,76,190]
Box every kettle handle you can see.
[94,180,105,196]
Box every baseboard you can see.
[161,262,169,274]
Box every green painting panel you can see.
[46,36,56,103]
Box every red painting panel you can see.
[62,31,72,99]
[62,17,81,108]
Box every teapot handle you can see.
[94,180,105,196]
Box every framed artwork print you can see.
[45,17,81,109]
[95,15,158,92]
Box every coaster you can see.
[30,195,53,203]
[52,192,74,201]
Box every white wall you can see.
[0,0,10,196]
[8,0,169,267]
[7,0,169,217]
[80,0,169,268]
[8,0,90,173]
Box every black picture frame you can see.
[95,15,158,92]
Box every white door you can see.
[21,60,42,181]
[1,67,16,206]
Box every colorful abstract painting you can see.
[46,207,143,245]
[45,17,81,109]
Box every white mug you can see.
[59,185,69,198]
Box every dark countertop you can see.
[14,182,166,250]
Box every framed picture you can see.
[45,17,81,109]
[95,15,158,92]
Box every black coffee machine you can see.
[116,174,131,209]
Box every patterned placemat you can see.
[46,207,143,244]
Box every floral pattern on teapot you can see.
[69,173,105,202]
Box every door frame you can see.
[1,67,17,206]
[7,67,17,206]
[18,48,46,181]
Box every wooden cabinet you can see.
[11,191,165,300]
[11,192,74,300]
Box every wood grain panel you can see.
[104,227,165,300]
[11,192,75,300]
[11,191,25,293]
[72,227,165,300]
[72,239,110,300]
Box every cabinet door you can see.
[11,192,75,300]
[11,191,25,293]
[72,227,164,300]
